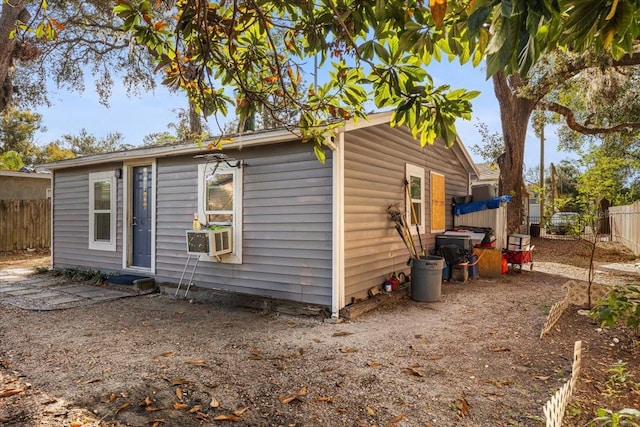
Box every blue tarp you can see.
[454,195,512,216]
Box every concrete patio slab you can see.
[0,270,157,311]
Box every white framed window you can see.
[197,163,243,263]
[89,171,117,251]
[405,163,425,234]
[430,171,446,233]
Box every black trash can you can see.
[530,223,541,237]
[410,256,445,302]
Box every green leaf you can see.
[373,42,390,63]
[313,144,326,164]
[468,5,494,35]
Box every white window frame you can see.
[197,163,243,264]
[405,163,425,234]
[88,171,117,251]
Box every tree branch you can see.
[541,100,640,134]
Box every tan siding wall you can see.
[343,125,471,303]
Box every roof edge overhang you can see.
[452,134,480,178]
[0,170,51,179]
[40,111,478,174]
[42,128,302,170]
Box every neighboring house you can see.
[473,162,500,188]
[0,170,51,200]
[0,170,52,251]
[45,112,478,317]
[472,162,532,234]
[452,162,509,249]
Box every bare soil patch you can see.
[0,250,50,271]
[1,240,638,426]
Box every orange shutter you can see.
[431,172,446,232]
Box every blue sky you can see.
[34,60,573,170]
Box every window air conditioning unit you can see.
[186,228,233,257]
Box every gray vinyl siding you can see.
[154,143,334,307]
[343,125,471,303]
[52,164,123,271]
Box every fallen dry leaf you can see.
[115,402,130,415]
[489,347,511,352]
[176,387,183,401]
[0,387,25,398]
[159,352,174,357]
[184,359,207,366]
[403,367,425,377]
[340,348,358,353]
[210,397,220,408]
[0,360,10,369]
[390,413,406,423]
[145,406,162,412]
[332,331,353,337]
[366,406,376,415]
[172,378,189,386]
[173,402,189,410]
[249,349,263,360]
[315,396,333,403]
[76,378,101,384]
[533,375,551,381]
[366,361,382,368]
[189,405,202,413]
[70,422,82,427]
[213,414,241,421]
[455,397,470,417]
[279,395,297,404]
[297,386,307,396]
[140,396,152,407]
[233,407,249,416]
[148,419,166,426]
[195,412,209,421]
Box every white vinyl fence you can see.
[610,202,640,256]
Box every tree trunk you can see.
[0,0,27,113]
[493,72,536,233]
[597,198,611,234]
[550,163,557,211]
[188,99,202,135]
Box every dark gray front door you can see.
[132,166,152,268]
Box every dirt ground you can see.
[0,239,639,427]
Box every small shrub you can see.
[590,285,640,335]
[603,360,631,397]
[48,267,109,284]
[588,408,640,427]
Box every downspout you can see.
[329,129,345,318]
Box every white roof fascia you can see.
[452,135,480,178]
[43,128,301,170]
[343,111,393,132]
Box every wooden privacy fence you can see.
[610,201,640,256]
[0,199,51,252]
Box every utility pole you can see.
[539,123,545,224]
